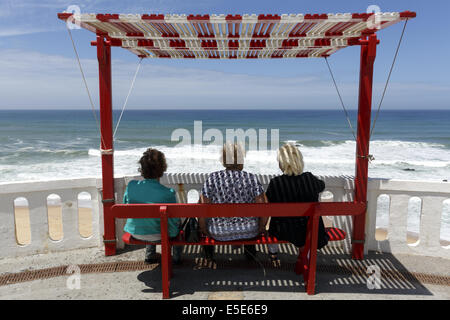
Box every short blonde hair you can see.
[277,143,304,176]
[222,142,245,171]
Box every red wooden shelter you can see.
[57,11,416,262]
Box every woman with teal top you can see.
[123,148,182,264]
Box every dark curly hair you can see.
[138,148,167,179]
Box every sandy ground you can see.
[14,206,92,245]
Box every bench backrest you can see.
[111,202,365,219]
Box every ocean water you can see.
[1,109,449,240]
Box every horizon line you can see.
[0,108,449,111]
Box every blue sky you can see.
[0,0,449,109]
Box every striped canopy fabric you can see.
[58,11,415,59]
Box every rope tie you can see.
[325,19,409,164]
[370,19,409,139]
[66,25,106,149]
[324,57,357,141]
[100,149,114,155]
[113,57,144,140]
[66,25,144,160]
[358,154,375,163]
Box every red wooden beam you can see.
[111,202,366,219]
[352,34,377,260]
[96,36,116,256]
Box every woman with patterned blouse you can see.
[199,142,269,265]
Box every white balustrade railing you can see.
[365,179,450,258]
[0,178,101,259]
[0,174,449,259]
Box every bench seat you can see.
[122,227,346,246]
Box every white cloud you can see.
[0,0,66,36]
[0,49,448,109]
[0,0,448,109]
[0,49,336,108]
[0,0,227,37]
[0,27,53,37]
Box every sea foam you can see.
[3,140,450,241]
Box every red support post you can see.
[97,36,116,256]
[352,34,377,260]
[306,214,319,295]
[160,206,171,299]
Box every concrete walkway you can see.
[0,244,449,300]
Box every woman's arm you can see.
[306,172,325,193]
[316,177,325,193]
[123,183,130,204]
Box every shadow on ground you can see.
[132,243,433,298]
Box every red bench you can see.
[112,202,364,299]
